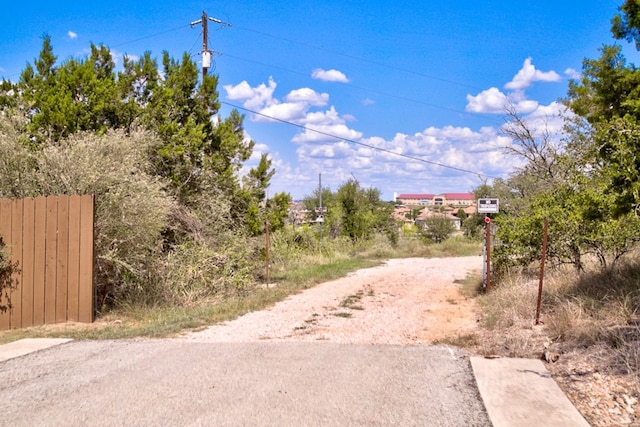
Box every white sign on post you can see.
[477,198,499,214]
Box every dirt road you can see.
[181,256,483,344]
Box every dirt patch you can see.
[181,256,482,344]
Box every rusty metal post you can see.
[485,215,491,292]
[535,219,549,325]
[265,220,270,287]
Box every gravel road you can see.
[0,257,491,426]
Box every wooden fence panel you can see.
[21,198,35,328]
[55,197,69,323]
[33,197,47,325]
[0,195,94,330]
[67,197,81,322]
[10,200,23,328]
[78,195,94,324]
[44,196,57,325]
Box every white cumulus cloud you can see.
[311,68,350,83]
[465,87,538,114]
[505,57,561,90]
[285,88,329,106]
[68,31,77,40]
[565,68,581,80]
[224,77,278,111]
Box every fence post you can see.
[535,219,549,325]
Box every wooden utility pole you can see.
[190,11,231,80]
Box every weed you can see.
[340,290,365,310]
[332,312,353,318]
[434,333,479,347]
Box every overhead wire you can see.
[221,100,499,180]
[233,25,485,91]
[110,24,192,49]
[219,51,501,126]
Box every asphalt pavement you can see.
[0,339,490,426]
[0,338,590,426]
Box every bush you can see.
[419,216,455,243]
[32,130,174,307]
[0,111,39,198]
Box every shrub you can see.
[419,216,455,243]
[33,130,174,307]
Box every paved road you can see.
[0,339,490,426]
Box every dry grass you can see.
[475,258,640,377]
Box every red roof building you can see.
[395,193,475,207]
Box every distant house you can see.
[395,193,475,208]
[414,206,464,230]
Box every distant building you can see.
[395,193,475,207]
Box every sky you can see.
[0,0,634,201]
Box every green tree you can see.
[19,39,123,142]
[420,215,455,244]
[336,179,391,242]
[239,154,290,235]
[16,38,256,207]
[266,192,293,232]
[566,4,640,215]
[611,0,640,50]
[567,45,640,125]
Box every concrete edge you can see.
[0,338,73,363]
[470,356,591,427]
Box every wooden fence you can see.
[0,195,95,330]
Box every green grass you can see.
[453,272,485,298]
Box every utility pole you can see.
[190,11,231,80]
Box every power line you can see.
[219,52,500,126]
[221,100,499,180]
[234,25,485,91]
[110,24,191,49]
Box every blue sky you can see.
[0,0,631,200]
